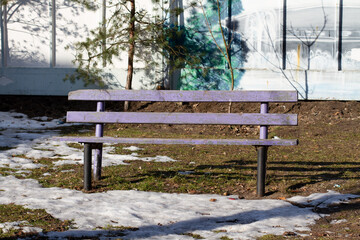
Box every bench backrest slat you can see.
[68,90,298,102]
[67,112,298,126]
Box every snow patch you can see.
[0,175,358,239]
[287,190,358,208]
[123,146,144,151]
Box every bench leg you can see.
[94,102,105,181]
[257,146,268,197]
[84,143,92,191]
[94,145,103,181]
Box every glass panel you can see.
[342,1,360,70]
[286,0,337,70]
[230,0,283,70]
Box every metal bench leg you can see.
[257,146,268,197]
[257,102,269,197]
[94,145,103,181]
[94,101,104,181]
[84,143,92,190]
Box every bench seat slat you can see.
[67,112,298,126]
[69,90,298,103]
[55,136,299,146]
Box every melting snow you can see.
[0,111,358,239]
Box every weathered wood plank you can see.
[67,112,298,126]
[55,136,299,146]
[68,90,298,102]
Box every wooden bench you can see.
[57,89,298,197]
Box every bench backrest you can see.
[66,90,298,127]
[69,89,297,102]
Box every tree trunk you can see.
[307,46,311,70]
[124,0,135,111]
[1,4,9,67]
[102,0,106,67]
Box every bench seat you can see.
[58,136,298,146]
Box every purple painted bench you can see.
[57,89,298,196]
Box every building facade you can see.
[0,0,359,100]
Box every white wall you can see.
[0,0,360,100]
[0,0,163,95]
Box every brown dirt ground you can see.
[0,95,360,239]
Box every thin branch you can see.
[241,31,306,99]
[6,1,25,21]
[215,0,234,90]
[287,3,327,48]
[199,1,227,59]
[199,0,234,90]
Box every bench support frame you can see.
[94,101,105,181]
[84,143,92,191]
[257,102,269,197]
[257,146,268,197]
